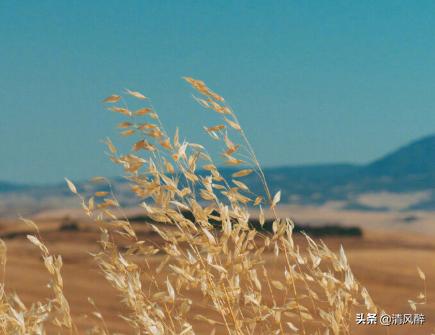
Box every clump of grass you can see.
[0,232,75,334]
[0,78,427,334]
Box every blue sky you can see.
[1,1,435,184]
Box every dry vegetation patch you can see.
[0,79,428,334]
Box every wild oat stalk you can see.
[79,78,379,335]
[0,77,427,334]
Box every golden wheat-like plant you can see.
[0,77,427,334]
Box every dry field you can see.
[1,208,434,335]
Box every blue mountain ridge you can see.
[1,134,434,208]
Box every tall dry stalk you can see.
[79,78,378,335]
[0,77,427,334]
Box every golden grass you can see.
[0,78,427,334]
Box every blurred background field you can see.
[1,206,434,334]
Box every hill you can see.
[262,134,435,205]
[365,134,435,177]
[0,133,434,215]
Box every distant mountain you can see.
[246,134,435,205]
[0,133,434,215]
[364,134,435,177]
[0,181,29,193]
[350,134,435,194]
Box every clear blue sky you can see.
[1,1,435,184]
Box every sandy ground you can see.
[0,205,434,334]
